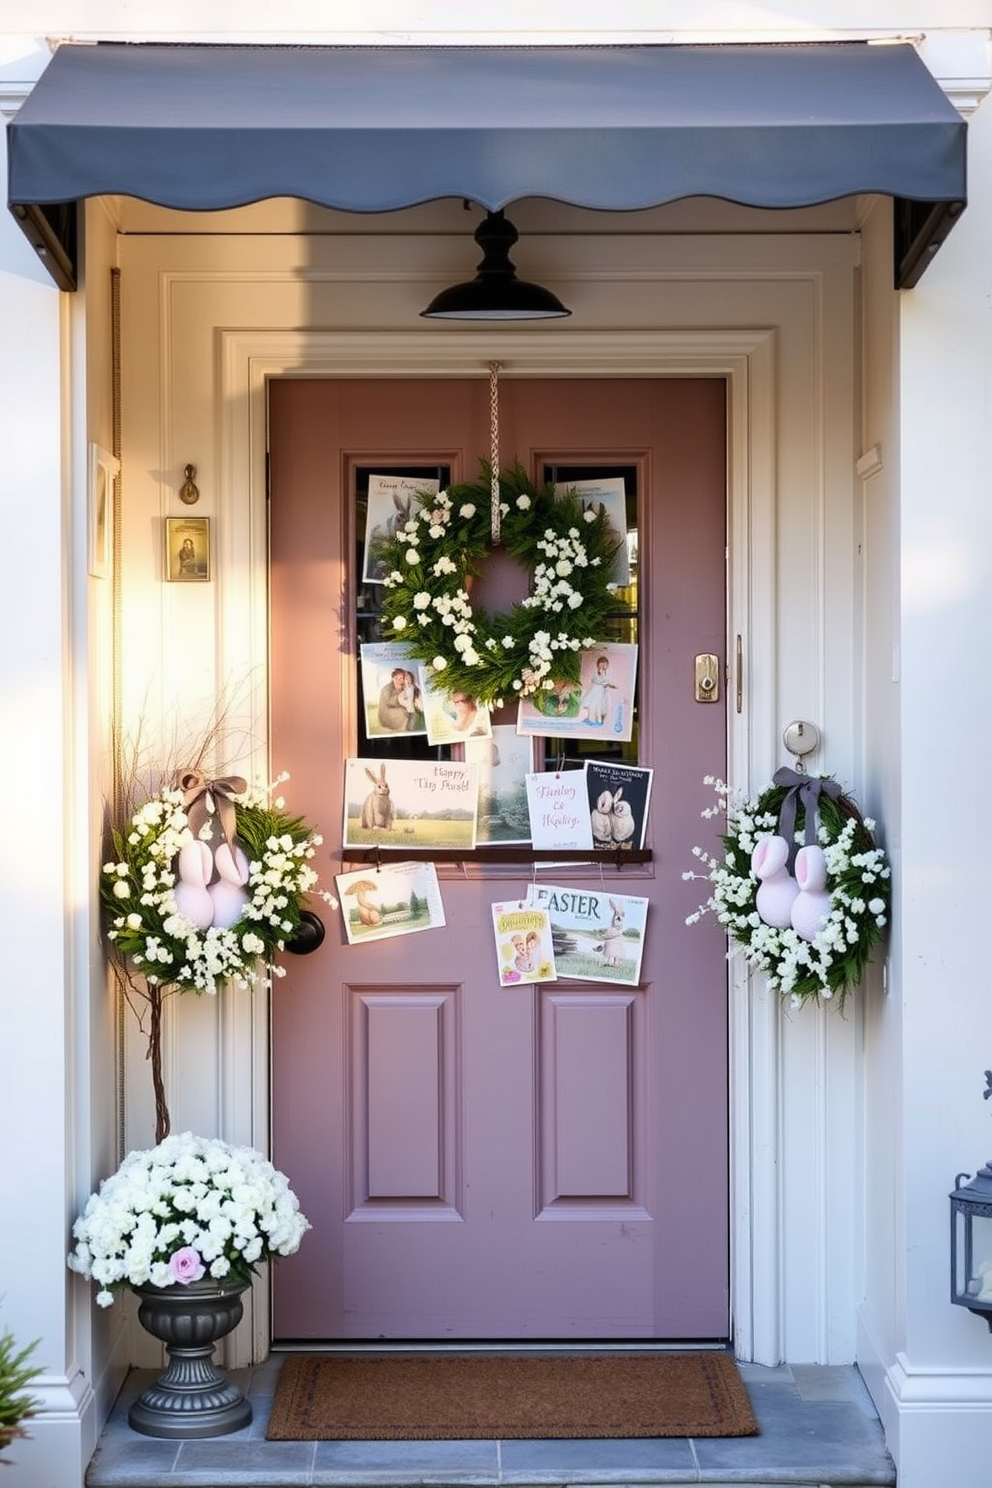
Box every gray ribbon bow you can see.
[772,767,842,873]
[179,768,248,854]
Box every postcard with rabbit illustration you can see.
[417,665,493,747]
[525,768,594,851]
[516,643,638,743]
[525,884,648,986]
[491,901,557,987]
[554,476,630,587]
[342,757,479,851]
[584,761,653,851]
[336,861,445,945]
[360,641,427,739]
[362,473,440,585]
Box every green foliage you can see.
[377,462,626,709]
[0,1326,39,1457]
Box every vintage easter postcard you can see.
[525,883,648,985]
[335,861,445,945]
[342,757,479,850]
[491,900,557,986]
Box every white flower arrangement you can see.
[68,1132,310,1306]
[684,774,891,1006]
[103,773,333,997]
[377,463,625,709]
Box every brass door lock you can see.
[694,653,721,703]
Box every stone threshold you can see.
[85,1357,895,1488]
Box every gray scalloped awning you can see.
[7,41,967,292]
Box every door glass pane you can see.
[356,464,452,763]
[354,462,640,771]
[539,463,640,769]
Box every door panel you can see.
[269,377,727,1339]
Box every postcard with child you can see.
[491,900,557,986]
[516,642,638,743]
[525,883,648,986]
[336,861,445,945]
[342,757,479,851]
[417,665,493,747]
[360,641,427,739]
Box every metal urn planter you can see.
[128,1279,252,1438]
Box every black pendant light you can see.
[421,210,571,321]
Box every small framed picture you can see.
[165,516,210,582]
[88,443,118,579]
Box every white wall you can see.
[0,106,101,1487]
[878,87,992,1488]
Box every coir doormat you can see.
[266,1350,759,1440]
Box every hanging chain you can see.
[489,360,501,544]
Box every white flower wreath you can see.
[377,463,626,710]
[684,774,891,1006]
[102,772,331,997]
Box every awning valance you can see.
[7,41,967,292]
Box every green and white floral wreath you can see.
[684,771,891,1006]
[377,463,625,710]
[102,770,326,997]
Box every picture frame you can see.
[88,443,118,579]
[165,515,211,583]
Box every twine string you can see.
[489,361,501,543]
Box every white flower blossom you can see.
[68,1132,310,1306]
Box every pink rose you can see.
[168,1246,206,1284]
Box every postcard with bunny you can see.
[491,901,557,986]
[362,472,439,585]
[342,757,479,851]
[584,761,654,851]
[525,884,648,986]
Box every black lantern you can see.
[421,210,571,321]
[951,1161,992,1328]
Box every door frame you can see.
[217,325,775,1360]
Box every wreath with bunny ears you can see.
[377,462,626,711]
[102,772,330,997]
[683,774,891,1006]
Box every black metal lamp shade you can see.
[421,211,571,321]
[950,1163,992,1329]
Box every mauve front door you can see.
[268,376,728,1339]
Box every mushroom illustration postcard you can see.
[336,862,445,945]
